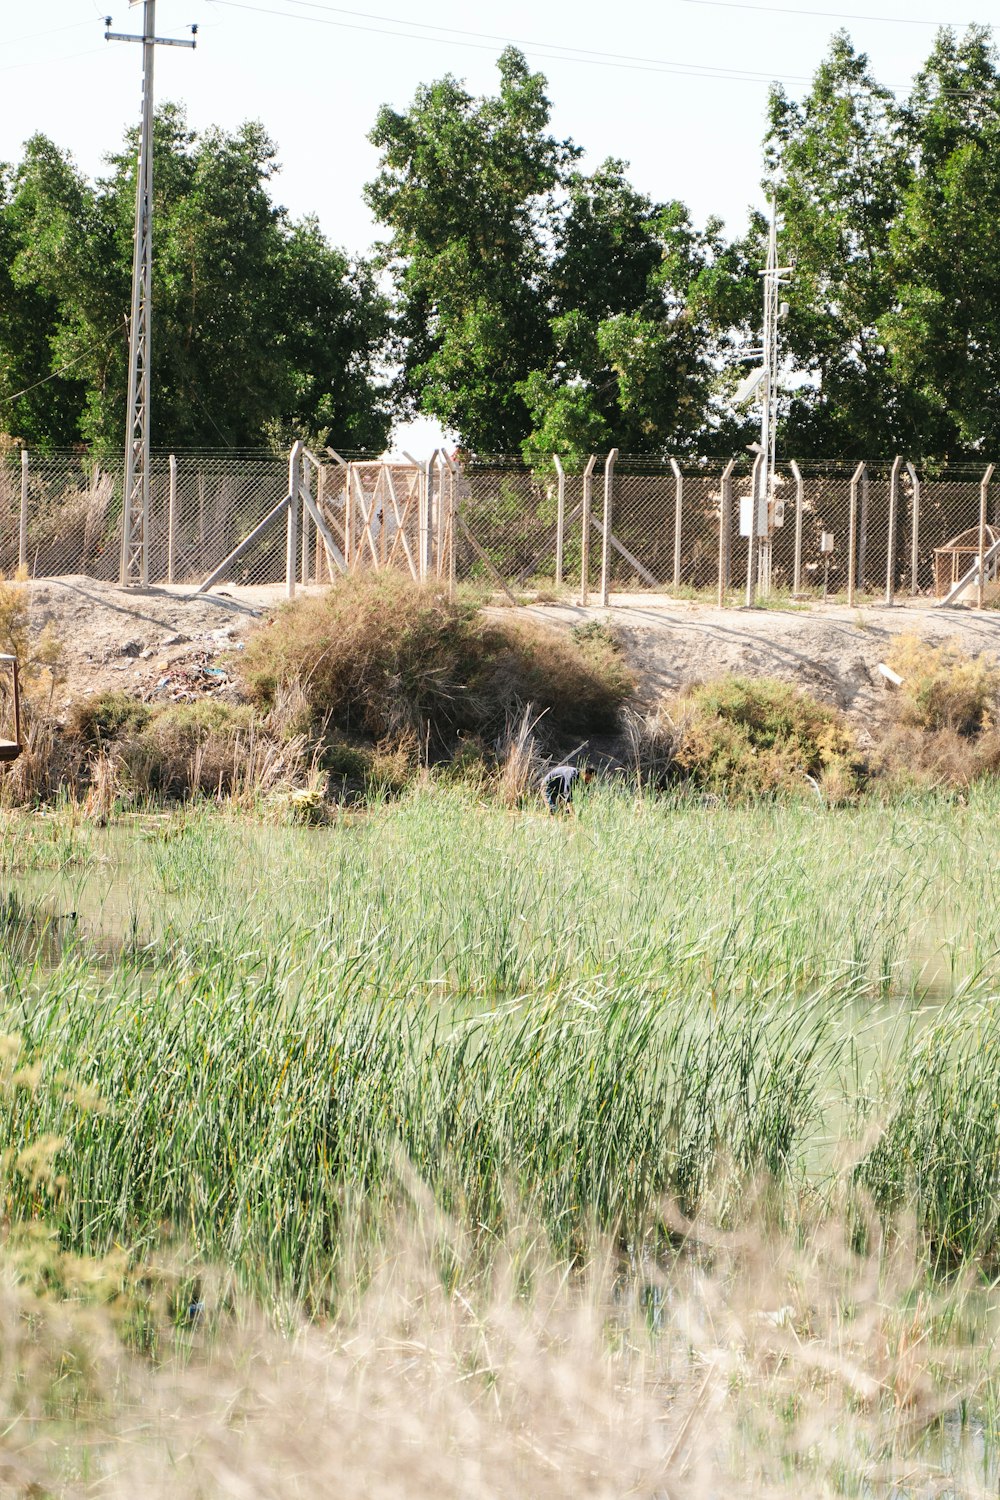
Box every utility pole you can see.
[755,200,793,599]
[105,5,196,586]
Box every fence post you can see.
[286,441,302,599]
[979,463,995,610]
[670,456,683,590]
[167,453,177,584]
[448,463,458,603]
[717,457,736,608]
[600,449,618,608]
[789,459,804,595]
[344,463,354,571]
[906,461,920,595]
[553,454,566,588]
[745,452,764,607]
[437,450,458,595]
[18,450,28,573]
[316,463,326,582]
[885,455,902,606]
[858,466,870,591]
[301,459,312,586]
[421,451,438,583]
[848,461,865,607]
[580,454,597,606]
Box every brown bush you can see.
[869,722,1000,792]
[236,574,633,748]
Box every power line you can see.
[677,0,992,27]
[0,319,128,410]
[206,0,821,84]
[0,45,111,76]
[8,20,94,47]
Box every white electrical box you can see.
[739,496,754,538]
[820,532,835,553]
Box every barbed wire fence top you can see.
[4,448,1000,610]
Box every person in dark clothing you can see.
[541,761,593,813]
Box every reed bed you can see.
[5,784,1000,1491]
[1,784,999,1297]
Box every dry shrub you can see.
[870,722,1000,792]
[886,633,1000,735]
[0,572,65,705]
[0,704,82,807]
[495,705,547,806]
[119,702,258,798]
[870,637,1000,790]
[237,573,633,749]
[622,704,683,789]
[668,676,860,799]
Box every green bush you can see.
[673,676,860,798]
[123,701,257,796]
[66,691,151,744]
[237,574,633,748]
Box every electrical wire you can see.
[0,45,111,76]
[206,0,995,92]
[678,0,991,26]
[0,320,127,411]
[9,20,95,47]
[205,0,821,84]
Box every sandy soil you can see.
[16,576,1000,736]
[18,576,312,712]
[509,593,1000,743]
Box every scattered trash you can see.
[144,650,234,702]
[877,662,904,687]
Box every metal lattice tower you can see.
[105,4,196,586]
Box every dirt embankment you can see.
[20,577,1000,739]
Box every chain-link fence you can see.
[4,446,1000,608]
[0,450,291,586]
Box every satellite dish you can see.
[734,367,765,406]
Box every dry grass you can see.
[236,573,633,750]
[5,1206,997,1498]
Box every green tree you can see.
[519,164,715,464]
[763,32,912,455]
[366,47,576,453]
[879,28,1000,455]
[0,108,390,453]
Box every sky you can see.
[3,0,999,451]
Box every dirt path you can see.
[17,576,1000,734]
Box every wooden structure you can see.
[0,655,22,763]
[934,525,1000,599]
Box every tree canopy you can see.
[4,27,1000,464]
[0,106,390,455]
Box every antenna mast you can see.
[105,4,196,586]
[755,199,792,599]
